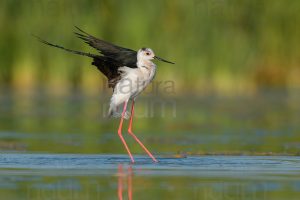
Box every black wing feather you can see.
[34,34,127,88]
[34,27,142,89]
[74,26,138,68]
[33,34,98,58]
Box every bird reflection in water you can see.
[117,164,133,200]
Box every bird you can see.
[35,26,175,163]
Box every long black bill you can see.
[154,56,175,64]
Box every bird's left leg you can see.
[118,101,134,163]
[127,100,158,162]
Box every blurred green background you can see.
[0,0,300,155]
[1,0,300,94]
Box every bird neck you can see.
[137,59,154,69]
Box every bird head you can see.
[138,48,175,64]
[138,48,155,61]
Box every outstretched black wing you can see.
[35,27,139,89]
[74,26,138,68]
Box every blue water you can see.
[1,91,300,199]
[0,154,299,178]
[0,154,300,200]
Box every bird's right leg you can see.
[118,101,135,163]
[127,100,158,162]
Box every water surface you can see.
[0,153,300,200]
[0,91,300,199]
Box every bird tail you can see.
[33,34,98,58]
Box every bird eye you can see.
[146,52,150,56]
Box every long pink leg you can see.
[118,101,134,163]
[128,100,158,162]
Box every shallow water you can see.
[1,91,300,155]
[0,154,300,200]
[0,90,300,199]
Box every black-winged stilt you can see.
[35,27,175,163]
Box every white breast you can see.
[108,64,156,117]
[119,64,156,99]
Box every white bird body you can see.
[108,48,157,117]
[37,27,175,163]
